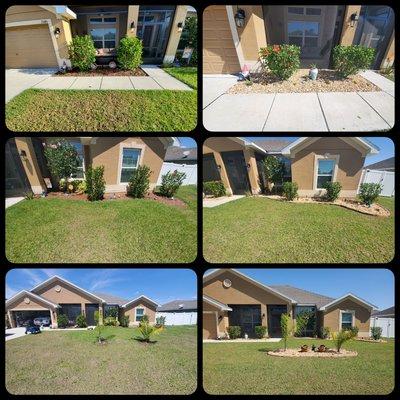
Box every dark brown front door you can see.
[221,151,250,195]
[268,305,287,338]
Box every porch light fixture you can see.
[234,9,246,28]
[177,22,184,32]
[262,313,265,318]
[19,150,27,160]
[350,12,359,27]
[246,163,251,169]
[218,315,223,321]
[130,21,135,32]
[54,27,61,39]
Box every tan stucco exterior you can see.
[123,299,157,326]
[164,5,188,64]
[339,5,362,46]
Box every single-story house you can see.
[6,137,177,196]
[203,5,394,73]
[156,299,197,325]
[203,269,377,339]
[371,306,395,338]
[6,5,189,68]
[364,157,395,172]
[5,275,158,328]
[203,136,379,197]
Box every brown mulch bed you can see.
[267,348,358,358]
[55,67,147,77]
[44,191,187,208]
[228,69,381,94]
[356,338,388,343]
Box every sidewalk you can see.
[203,70,394,132]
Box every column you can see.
[126,5,139,37]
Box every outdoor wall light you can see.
[54,27,61,39]
[350,12,359,27]
[19,150,27,159]
[218,315,223,321]
[247,163,251,169]
[234,9,246,28]
[130,21,135,32]
[177,22,184,32]
[262,313,266,318]
[217,165,222,170]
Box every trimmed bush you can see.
[127,165,151,198]
[86,166,106,201]
[371,326,383,340]
[259,44,301,80]
[262,156,285,193]
[343,326,359,338]
[117,36,143,70]
[120,315,130,328]
[333,45,376,78]
[104,316,118,326]
[283,181,298,201]
[319,326,330,339]
[203,181,226,197]
[324,181,342,201]
[68,35,96,71]
[156,316,166,327]
[57,314,69,328]
[76,314,87,328]
[227,326,241,339]
[255,325,267,339]
[159,170,186,198]
[359,183,382,206]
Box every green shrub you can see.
[76,314,87,328]
[319,326,330,339]
[280,313,292,350]
[343,326,359,338]
[255,325,267,339]
[104,316,118,326]
[68,35,96,71]
[156,316,166,327]
[259,44,301,80]
[105,307,118,318]
[57,314,69,328]
[262,156,285,192]
[135,320,163,342]
[227,326,241,339]
[331,329,355,352]
[127,165,151,198]
[76,180,87,194]
[359,183,382,206]
[86,166,105,201]
[117,36,143,70]
[324,181,342,201]
[203,181,226,197]
[159,170,186,198]
[94,310,99,325]
[139,314,150,326]
[371,326,383,340]
[24,191,35,200]
[295,311,315,337]
[333,45,376,78]
[283,181,298,201]
[177,15,198,66]
[120,315,130,328]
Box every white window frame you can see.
[339,309,355,330]
[118,145,144,185]
[288,20,320,48]
[135,307,145,322]
[87,14,119,50]
[313,154,340,190]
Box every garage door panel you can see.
[6,24,58,68]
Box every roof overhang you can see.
[31,276,106,303]
[203,269,296,304]
[121,295,159,309]
[159,137,178,149]
[231,137,267,154]
[203,295,232,311]
[40,6,77,20]
[6,290,60,309]
[319,293,377,311]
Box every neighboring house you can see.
[203,137,379,198]
[5,5,189,68]
[364,157,394,172]
[156,299,197,325]
[359,157,395,197]
[203,269,377,339]
[5,276,159,328]
[203,5,394,73]
[6,137,176,196]
[371,306,395,338]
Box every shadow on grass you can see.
[133,337,158,345]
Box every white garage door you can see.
[156,312,197,325]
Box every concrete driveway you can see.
[5,327,27,341]
[6,68,58,103]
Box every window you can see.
[288,21,319,48]
[69,141,84,179]
[288,7,304,15]
[306,8,322,16]
[90,28,117,49]
[341,312,353,329]
[316,159,335,189]
[89,17,117,24]
[120,148,141,183]
[135,308,145,322]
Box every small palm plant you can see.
[136,320,163,343]
[280,313,292,351]
[331,329,356,352]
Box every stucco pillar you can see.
[99,303,104,325]
[163,5,188,64]
[261,304,267,328]
[52,309,58,328]
[243,149,261,194]
[212,151,233,195]
[126,5,139,37]
[81,303,86,316]
[381,32,395,68]
[14,138,47,195]
[7,311,15,328]
[339,6,362,46]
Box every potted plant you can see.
[309,63,318,81]
[300,344,309,352]
[317,344,327,352]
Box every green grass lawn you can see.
[6,88,197,132]
[6,325,197,395]
[6,186,197,263]
[163,67,198,89]
[203,197,394,263]
[203,338,394,395]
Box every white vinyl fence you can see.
[156,311,197,325]
[359,169,395,197]
[370,317,395,338]
[157,162,197,185]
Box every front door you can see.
[85,304,99,326]
[353,6,395,69]
[221,151,250,195]
[229,305,262,338]
[137,6,175,63]
[268,305,287,337]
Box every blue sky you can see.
[205,269,394,310]
[6,269,197,305]
[178,137,197,148]
[244,137,394,165]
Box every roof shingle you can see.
[157,299,197,312]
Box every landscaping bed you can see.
[267,348,357,358]
[56,67,147,77]
[356,338,388,343]
[228,69,380,94]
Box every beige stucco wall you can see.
[290,137,366,197]
[203,301,229,339]
[7,295,51,311]
[123,299,156,326]
[323,298,371,337]
[381,32,395,68]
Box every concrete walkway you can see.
[5,197,24,209]
[204,338,282,343]
[203,195,244,208]
[203,70,394,132]
[6,65,191,102]
[5,328,26,341]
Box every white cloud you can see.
[6,284,18,299]
[21,269,43,286]
[87,270,125,291]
